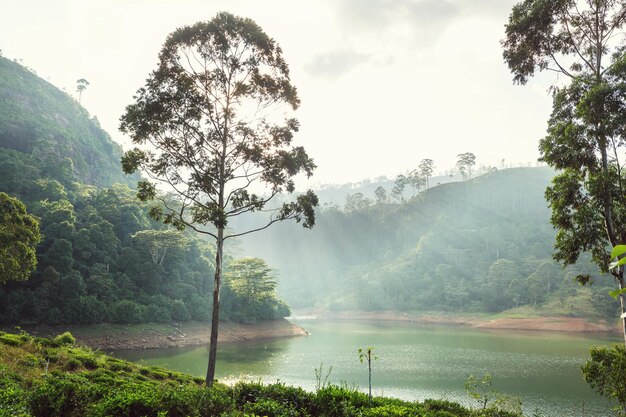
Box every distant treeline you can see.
[241,167,620,320]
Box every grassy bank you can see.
[0,330,520,417]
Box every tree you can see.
[407,170,425,196]
[0,193,41,283]
[345,192,371,212]
[226,258,276,298]
[76,78,89,103]
[132,230,188,265]
[582,345,626,416]
[120,12,318,385]
[391,174,407,202]
[503,0,626,345]
[456,153,476,180]
[374,186,387,205]
[418,158,435,189]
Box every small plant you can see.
[358,346,377,403]
[314,362,333,391]
[465,373,522,415]
[465,373,496,411]
[53,332,76,346]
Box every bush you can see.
[582,344,626,416]
[53,332,76,346]
[109,300,145,323]
[169,300,191,322]
[28,374,94,417]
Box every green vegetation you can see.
[120,12,318,383]
[0,330,522,417]
[502,0,626,344]
[0,57,289,326]
[0,193,40,283]
[0,57,135,188]
[582,345,626,416]
[241,167,620,320]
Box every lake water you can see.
[113,320,621,416]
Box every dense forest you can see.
[240,167,620,320]
[0,54,620,327]
[0,56,289,325]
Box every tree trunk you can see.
[205,227,224,385]
[618,273,626,348]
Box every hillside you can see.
[239,167,621,319]
[0,59,289,327]
[0,56,134,188]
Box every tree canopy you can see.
[0,193,40,283]
[120,12,318,384]
[503,0,626,345]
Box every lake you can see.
[113,320,620,416]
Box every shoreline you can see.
[3,310,619,352]
[2,318,308,351]
[290,309,621,334]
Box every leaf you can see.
[610,245,626,259]
[608,257,626,270]
[608,288,626,300]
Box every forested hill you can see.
[239,167,620,318]
[0,59,289,326]
[0,56,133,188]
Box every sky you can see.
[1,0,556,186]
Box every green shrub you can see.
[88,382,161,417]
[63,358,81,371]
[28,374,94,417]
[423,399,470,416]
[53,332,76,346]
[243,398,290,417]
[74,354,99,370]
[582,344,626,416]
[0,333,23,346]
[109,300,145,324]
[17,354,41,368]
[362,404,415,417]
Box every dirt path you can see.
[3,319,308,351]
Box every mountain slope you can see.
[238,167,620,318]
[0,56,133,187]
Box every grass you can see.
[0,330,522,417]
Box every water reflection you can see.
[113,320,619,416]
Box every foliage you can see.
[241,168,619,318]
[456,153,476,180]
[0,56,136,188]
[582,344,626,416]
[119,12,318,383]
[358,347,377,402]
[0,331,522,417]
[502,0,626,344]
[0,193,40,283]
[0,148,289,326]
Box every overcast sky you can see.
[2,0,555,186]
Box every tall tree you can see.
[120,13,318,384]
[0,193,41,283]
[503,0,626,345]
[374,186,387,205]
[456,152,476,180]
[391,174,407,202]
[76,78,89,103]
[418,158,435,189]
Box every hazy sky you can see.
[2,0,555,186]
